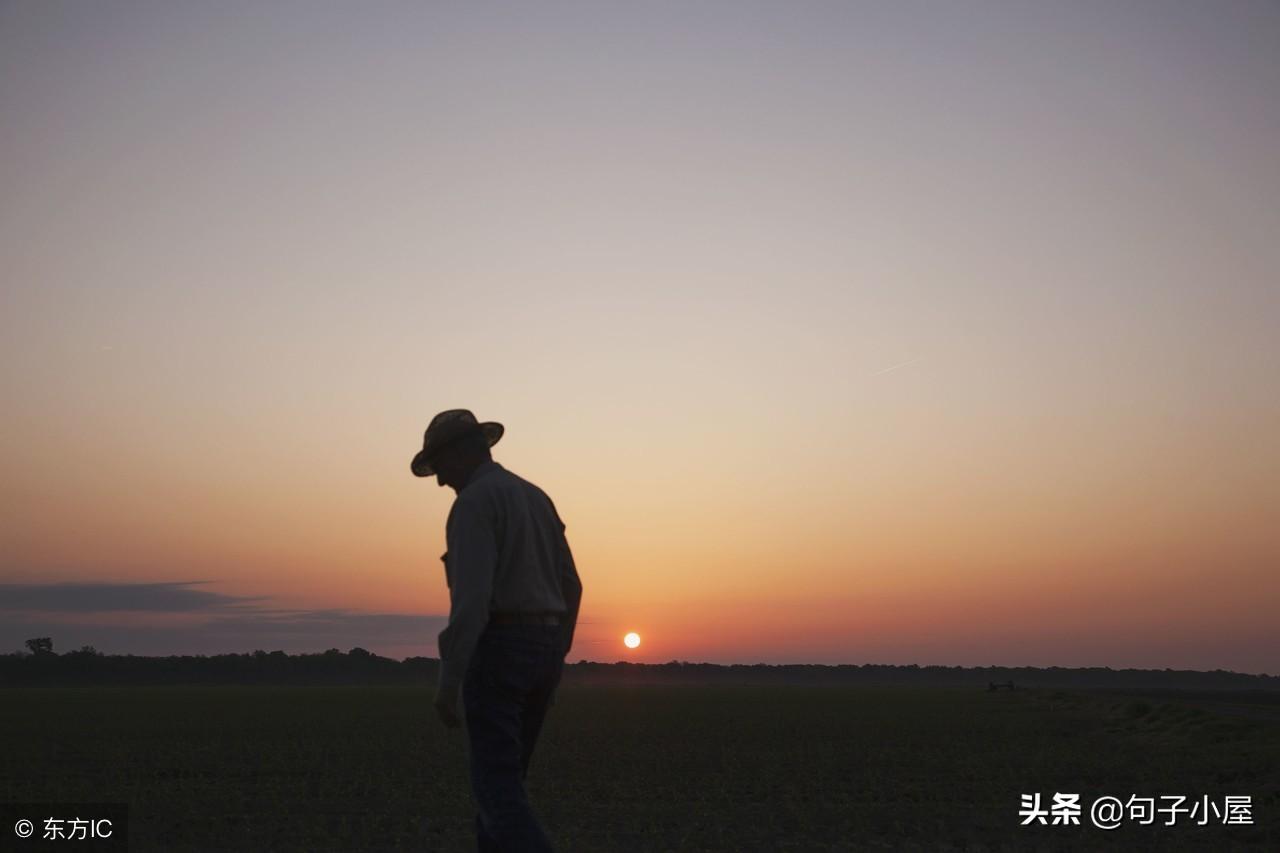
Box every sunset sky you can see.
[2,1,1277,673]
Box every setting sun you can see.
[623,632,641,650]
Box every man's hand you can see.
[433,683,461,728]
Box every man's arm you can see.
[436,499,497,695]
[557,524,582,659]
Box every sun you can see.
[623,632,641,649]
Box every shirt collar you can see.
[458,460,503,492]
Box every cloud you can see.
[872,357,922,375]
[0,581,447,659]
[0,581,264,612]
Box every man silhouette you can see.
[412,409,582,852]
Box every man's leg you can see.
[519,654,564,779]
[473,812,500,853]
[463,635,555,852]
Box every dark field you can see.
[1,685,1275,851]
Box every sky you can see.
[2,1,1277,673]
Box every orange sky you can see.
[1,2,1277,672]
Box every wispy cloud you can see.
[872,357,923,376]
[0,581,264,613]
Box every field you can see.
[1,685,1275,851]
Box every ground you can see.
[1,684,1275,851]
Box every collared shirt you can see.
[436,460,582,692]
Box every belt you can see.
[488,610,566,626]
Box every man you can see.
[411,408,582,852]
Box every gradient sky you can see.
[2,1,1277,672]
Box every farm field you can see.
[1,685,1275,851]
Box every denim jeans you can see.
[462,623,565,852]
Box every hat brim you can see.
[411,422,504,477]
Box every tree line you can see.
[4,637,1276,689]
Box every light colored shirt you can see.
[436,460,582,692]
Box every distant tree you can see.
[71,645,100,656]
[24,637,54,656]
[348,647,372,658]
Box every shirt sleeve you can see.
[553,507,583,659]
[436,498,497,692]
